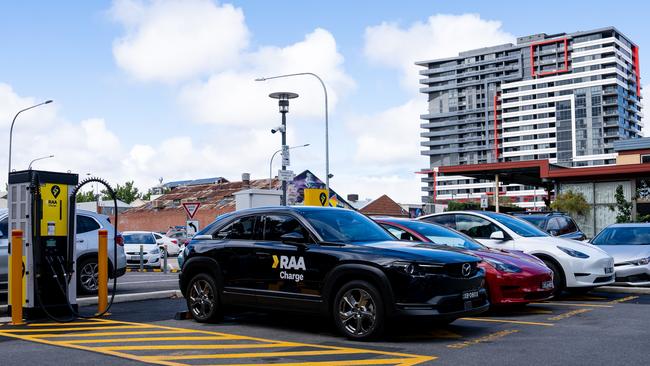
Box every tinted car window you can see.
[381,224,417,241]
[547,217,561,232]
[592,227,650,245]
[483,212,548,237]
[216,216,257,240]
[77,215,101,234]
[423,215,456,229]
[399,221,484,250]
[263,215,309,242]
[124,233,156,244]
[519,216,547,229]
[300,209,394,243]
[456,214,500,239]
[154,233,163,239]
[561,217,578,234]
[0,217,7,239]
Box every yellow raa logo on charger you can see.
[272,255,306,270]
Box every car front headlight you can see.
[149,247,160,254]
[557,246,590,259]
[484,258,522,273]
[633,257,650,266]
[389,261,443,277]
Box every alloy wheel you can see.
[338,288,377,336]
[189,279,215,319]
[80,262,99,292]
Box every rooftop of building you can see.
[614,137,650,153]
[359,194,410,217]
[162,177,229,189]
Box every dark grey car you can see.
[514,212,586,241]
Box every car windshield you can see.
[300,209,394,243]
[592,226,650,245]
[518,216,547,229]
[123,233,156,244]
[484,213,549,237]
[398,221,485,250]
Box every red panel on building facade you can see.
[530,38,569,77]
[633,45,641,96]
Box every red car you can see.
[376,217,554,306]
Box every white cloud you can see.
[364,13,515,90]
[111,0,250,83]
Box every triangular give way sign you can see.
[182,202,201,219]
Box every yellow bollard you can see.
[97,229,108,315]
[10,230,24,325]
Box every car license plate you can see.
[541,280,554,290]
[128,255,141,261]
[604,267,613,274]
[462,290,480,300]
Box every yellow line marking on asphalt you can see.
[447,329,519,349]
[0,325,152,332]
[547,308,592,321]
[145,348,368,361]
[37,330,188,338]
[203,358,434,366]
[609,295,638,304]
[538,302,613,308]
[97,342,298,351]
[461,317,554,326]
[66,336,235,344]
[27,320,105,327]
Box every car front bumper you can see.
[392,288,490,319]
[565,256,615,288]
[487,271,554,305]
[613,263,650,286]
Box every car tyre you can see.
[542,260,565,297]
[77,257,99,295]
[333,280,385,340]
[186,273,222,323]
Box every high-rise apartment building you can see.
[417,27,642,207]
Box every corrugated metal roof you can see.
[614,137,650,152]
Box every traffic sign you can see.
[278,169,294,182]
[182,202,201,219]
[186,220,199,237]
[480,195,488,209]
[282,148,290,167]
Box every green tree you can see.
[76,190,97,203]
[610,185,632,223]
[446,200,481,211]
[102,181,141,204]
[551,190,591,217]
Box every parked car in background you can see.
[591,223,650,286]
[418,211,615,295]
[166,228,190,248]
[514,212,586,241]
[376,217,554,306]
[0,208,127,295]
[153,232,181,256]
[123,231,162,268]
[180,207,489,340]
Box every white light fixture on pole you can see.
[8,100,53,176]
[28,155,54,170]
[255,72,331,203]
[269,144,310,189]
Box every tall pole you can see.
[281,111,287,206]
[255,73,330,204]
[269,144,309,189]
[8,100,53,176]
[495,174,500,213]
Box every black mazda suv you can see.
[179,207,488,339]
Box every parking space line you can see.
[204,359,431,366]
[538,302,613,308]
[0,317,435,365]
[447,329,519,350]
[460,317,554,326]
[608,295,638,304]
[547,308,592,321]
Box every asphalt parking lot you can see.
[0,289,648,366]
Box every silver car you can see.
[0,208,127,295]
[591,223,650,286]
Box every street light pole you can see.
[255,73,330,204]
[268,92,299,206]
[269,144,310,189]
[8,100,53,176]
[28,155,54,170]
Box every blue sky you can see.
[0,1,647,202]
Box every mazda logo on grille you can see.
[461,263,472,277]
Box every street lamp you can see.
[28,155,54,170]
[269,144,310,189]
[268,92,299,206]
[255,72,330,204]
[8,100,53,176]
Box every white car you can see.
[418,211,615,294]
[123,231,162,268]
[153,232,181,256]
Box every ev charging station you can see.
[8,170,79,319]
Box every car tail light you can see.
[116,234,124,246]
[171,239,178,244]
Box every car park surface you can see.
[591,223,650,286]
[375,218,554,306]
[418,211,615,294]
[180,207,490,339]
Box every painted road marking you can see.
[538,302,613,308]
[460,317,554,327]
[0,318,435,366]
[447,329,519,350]
[547,308,592,321]
[608,295,638,304]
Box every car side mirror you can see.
[490,231,505,241]
[281,232,306,246]
[193,234,212,240]
[548,229,559,236]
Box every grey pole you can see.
[281,110,287,205]
[8,100,53,176]
[255,73,330,204]
[269,144,309,189]
[268,92,299,206]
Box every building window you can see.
[642,155,650,164]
